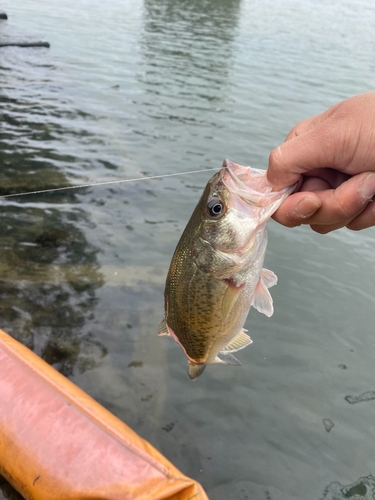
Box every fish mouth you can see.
[220,158,294,207]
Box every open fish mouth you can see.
[221,158,294,207]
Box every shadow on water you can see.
[0,477,23,500]
[0,49,107,375]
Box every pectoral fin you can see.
[220,329,253,353]
[260,268,277,288]
[252,268,276,317]
[221,280,245,322]
[157,318,170,336]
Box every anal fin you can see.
[220,329,253,353]
[215,352,242,366]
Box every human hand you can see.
[267,91,375,233]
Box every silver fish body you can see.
[159,159,294,379]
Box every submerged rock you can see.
[345,391,375,404]
[321,475,375,500]
[322,419,334,432]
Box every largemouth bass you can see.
[158,159,294,379]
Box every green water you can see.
[1,1,375,498]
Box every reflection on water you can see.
[141,0,241,100]
[136,0,244,170]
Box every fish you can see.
[158,159,295,379]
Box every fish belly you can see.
[205,256,264,364]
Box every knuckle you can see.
[272,213,300,228]
[286,118,314,139]
[347,202,375,231]
[331,188,359,220]
[311,225,332,234]
[268,147,284,168]
[285,221,301,228]
[346,222,362,231]
[335,196,352,218]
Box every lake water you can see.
[1,1,375,499]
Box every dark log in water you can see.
[0,41,50,48]
[0,12,7,20]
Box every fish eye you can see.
[207,198,224,218]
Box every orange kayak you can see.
[0,328,208,500]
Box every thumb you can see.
[267,127,337,190]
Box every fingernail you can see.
[359,173,375,200]
[293,197,321,219]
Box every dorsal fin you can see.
[157,318,170,337]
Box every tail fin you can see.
[188,362,206,380]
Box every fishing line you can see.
[0,167,222,199]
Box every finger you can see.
[301,172,375,228]
[311,177,375,234]
[271,175,337,228]
[272,192,322,227]
[267,123,339,190]
[310,222,351,234]
[299,176,331,192]
[307,172,375,227]
[284,101,343,142]
[301,169,350,190]
[273,172,375,229]
[347,200,375,230]
[284,112,328,141]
